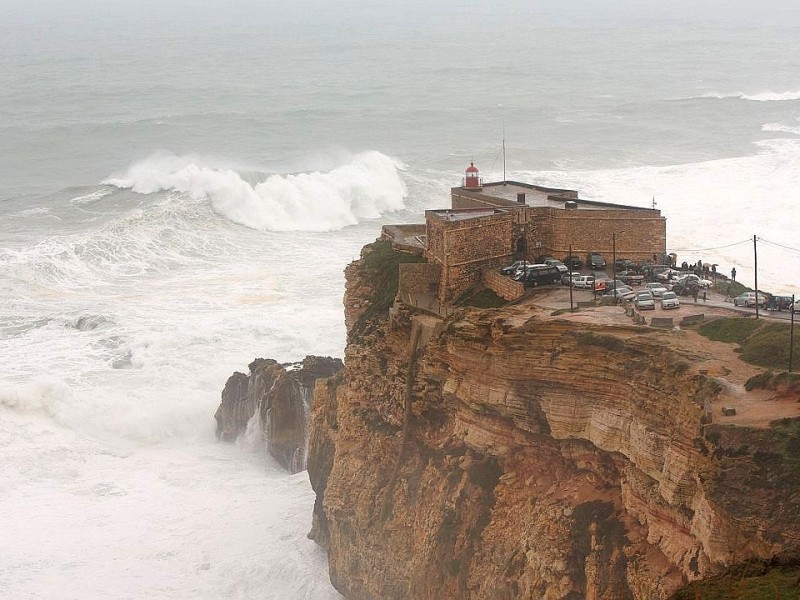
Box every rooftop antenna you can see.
[652,195,657,209]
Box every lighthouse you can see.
[463,162,482,190]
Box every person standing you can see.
[731,267,737,282]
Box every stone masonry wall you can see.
[481,269,524,301]
[526,207,666,261]
[425,211,514,302]
[398,263,441,296]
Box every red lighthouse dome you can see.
[464,162,482,189]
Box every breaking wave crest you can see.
[105,151,407,232]
[700,90,800,102]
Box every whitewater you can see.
[2,3,800,599]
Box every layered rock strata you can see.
[216,356,342,473]
[307,252,800,599]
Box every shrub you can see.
[351,241,425,337]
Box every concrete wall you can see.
[482,269,524,301]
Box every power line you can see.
[668,238,752,253]
[759,237,800,256]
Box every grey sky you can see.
[3,0,800,28]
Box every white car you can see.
[644,282,668,298]
[572,275,595,289]
[634,292,655,310]
[661,291,680,309]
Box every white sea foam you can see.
[69,188,113,205]
[105,151,408,232]
[511,137,800,295]
[700,90,800,102]
[763,122,800,135]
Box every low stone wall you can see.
[650,317,674,328]
[482,269,524,301]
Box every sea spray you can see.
[105,151,408,232]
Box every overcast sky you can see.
[3,0,800,28]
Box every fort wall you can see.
[481,269,524,301]
[425,210,513,302]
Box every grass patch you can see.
[714,280,750,299]
[454,288,508,309]
[698,318,800,370]
[670,562,800,599]
[698,317,763,344]
[746,371,800,392]
[742,323,800,369]
[351,241,426,337]
[552,307,579,316]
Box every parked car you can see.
[617,270,644,286]
[733,292,768,307]
[768,296,794,311]
[500,261,534,276]
[521,265,562,288]
[588,253,606,270]
[544,259,569,274]
[656,268,681,282]
[563,255,584,269]
[644,282,668,298]
[535,255,557,264]
[562,271,582,285]
[573,275,595,289]
[634,291,656,310]
[603,286,635,302]
[661,291,680,309]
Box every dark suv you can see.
[588,253,606,270]
[563,255,583,269]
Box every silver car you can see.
[644,282,668,298]
[661,291,680,309]
[634,291,655,310]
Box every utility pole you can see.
[791,294,795,373]
[754,235,759,320]
[569,243,574,312]
[612,233,617,304]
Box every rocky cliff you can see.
[306,245,800,599]
[216,356,342,473]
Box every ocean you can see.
[2,2,800,598]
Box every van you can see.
[522,265,561,288]
[572,275,595,289]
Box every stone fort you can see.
[384,163,667,303]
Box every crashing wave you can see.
[105,151,408,232]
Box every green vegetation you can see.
[714,279,750,299]
[351,241,425,337]
[670,561,800,599]
[551,307,579,316]
[746,371,800,392]
[698,318,800,370]
[698,317,762,344]
[454,288,508,309]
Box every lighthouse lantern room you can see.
[463,162,482,190]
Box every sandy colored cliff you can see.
[307,244,800,600]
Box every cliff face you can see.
[216,356,342,473]
[307,253,800,600]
